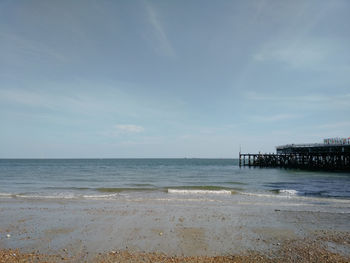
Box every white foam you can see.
[17,193,120,200]
[0,193,15,198]
[167,189,232,195]
[0,191,121,201]
[82,193,119,199]
[241,192,290,198]
[279,189,298,195]
[240,189,298,199]
[150,198,221,202]
[18,193,77,199]
[241,192,299,199]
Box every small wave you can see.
[241,192,289,198]
[0,193,16,198]
[44,187,91,191]
[139,197,222,202]
[242,191,304,199]
[167,189,233,195]
[269,189,298,196]
[82,193,119,199]
[17,193,77,199]
[279,189,298,195]
[96,187,159,193]
[167,185,237,190]
[4,192,120,200]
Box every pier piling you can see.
[239,152,350,171]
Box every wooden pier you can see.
[239,153,350,170]
[239,140,350,171]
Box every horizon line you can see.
[0,157,238,160]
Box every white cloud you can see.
[115,124,144,133]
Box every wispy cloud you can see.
[145,2,175,57]
[252,1,346,71]
[254,38,334,70]
[115,124,144,133]
[317,121,350,130]
[246,91,350,110]
[251,114,299,122]
[0,30,67,65]
[0,85,144,122]
[0,88,104,113]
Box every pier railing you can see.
[276,143,325,149]
[276,143,350,149]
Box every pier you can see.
[239,138,350,171]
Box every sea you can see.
[0,158,350,200]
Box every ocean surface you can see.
[0,158,350,200]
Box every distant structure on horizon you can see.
[240,138,350,171]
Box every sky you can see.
[0,0,349,158]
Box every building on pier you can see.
[276,143,350,155]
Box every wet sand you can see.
[1,192,350,262]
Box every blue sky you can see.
[1,0,349,158]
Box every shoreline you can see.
[1,192,350,262]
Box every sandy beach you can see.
[1,192,350,262]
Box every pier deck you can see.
[239,142,350,171]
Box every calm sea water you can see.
[0,159,349,199]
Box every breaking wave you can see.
[167,189,234,195]
[279,189,298,195]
